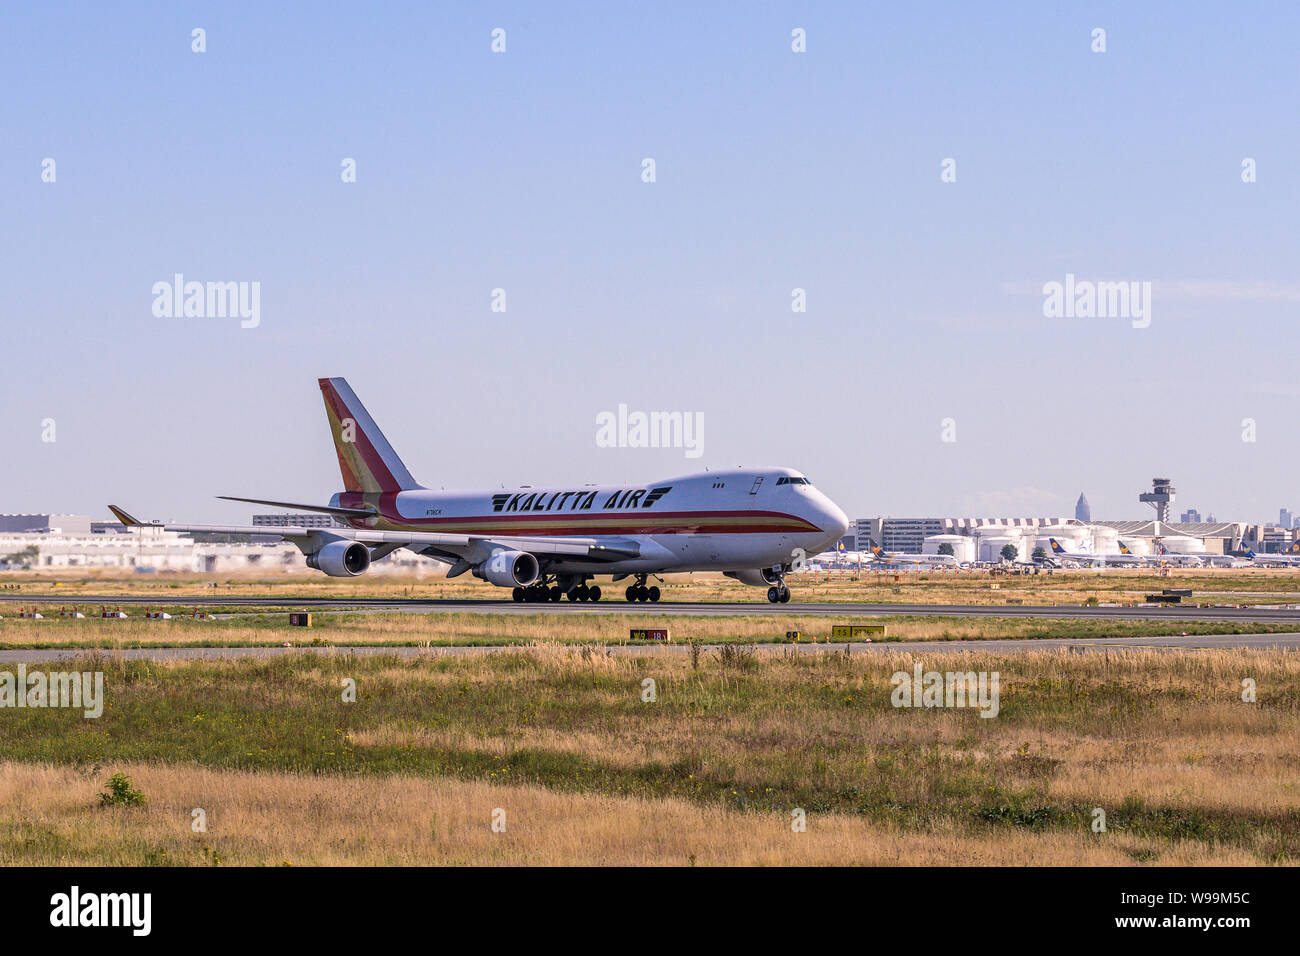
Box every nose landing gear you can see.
[766,570,791,604]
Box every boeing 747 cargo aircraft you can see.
[111,378,849,603]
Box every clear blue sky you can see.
[4,1,1298,524]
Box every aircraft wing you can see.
[107,506,641,562]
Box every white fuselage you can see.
[1249,553,1300,567]
[871,552,960,567]
[333,467,848,576]
[1053,551,1147,567]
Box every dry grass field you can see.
[0,761,1262,866]
[0,610,1292,649]
[1,644,1297,865]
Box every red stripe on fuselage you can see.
[343,507,820,537]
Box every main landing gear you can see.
[511,576,602,603]
[624,573,661,603]
[512,584,560,603]
[565,583,601,603]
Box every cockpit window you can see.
[775,477,812,486]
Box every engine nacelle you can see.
[724,568,781,587]
[475,549,540,588]
[306,540,372,577]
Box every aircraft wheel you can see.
[767,587,780,603]
[566,588,579,601]
[625,586,637,602]
[512,587,524,602]
[588,586,601,602]
[647,586,660,603]
[637,586,650,602]
[778,587,791,604]
[549,586,562,602]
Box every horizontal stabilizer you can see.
[216,495,375,518]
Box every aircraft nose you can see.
[819,496,850,539]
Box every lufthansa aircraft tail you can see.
[318,377,423,494]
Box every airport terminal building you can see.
[0,519,441,574]
[845,479,1298,561]
[849,516,1281,563]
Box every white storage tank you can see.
[1117,537,1153,556]
[1090,525,1120,554]
[978,533,1025,563]
[1034,525,1088,556]
[1159,535,1206,555]
[1038,523,1083,537]
[923,534,975,563]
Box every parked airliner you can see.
[1117,541,1204,567]
[110,378,849,603]
[1049,538,1201,568]
[1048,538,1144,567]
[867,544,961,568]
[1244,543,1300,567]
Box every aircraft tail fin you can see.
[318,378,423,494]
[108,505,145,527]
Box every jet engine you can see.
[306,540,372,577]
[475,549,541,588]
[724,568,782,587]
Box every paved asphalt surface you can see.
[4,593,1300,622]
[1,631,1298,663]
[5,593,1299,662]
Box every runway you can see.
[2,631,1298,664]
[4,593,1300,623]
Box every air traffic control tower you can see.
[1139,478,1175,524]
